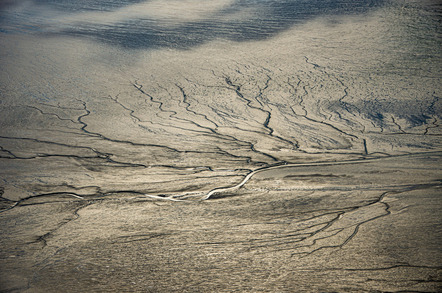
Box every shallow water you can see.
[1,0,385,48]
[0,1,441,292]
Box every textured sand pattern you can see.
[0,0,441,292]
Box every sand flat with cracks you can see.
[0,0,441,292]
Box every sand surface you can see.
[0,0,441,292]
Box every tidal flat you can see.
[0,0,441,292]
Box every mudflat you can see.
[0,0,441,292]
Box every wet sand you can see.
[0,0,441,292]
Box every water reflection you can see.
[0,0,384,49]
